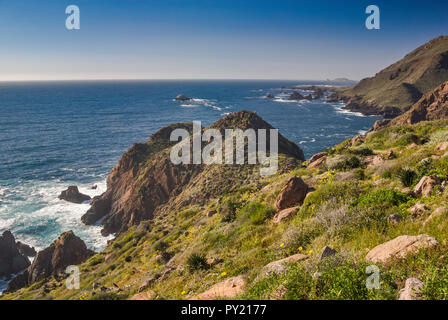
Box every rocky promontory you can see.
[81,111,305,236]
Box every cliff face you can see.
[82,111,305,236]
[332,36,448,116]
[374,81,448,130]
[0,231,30,278]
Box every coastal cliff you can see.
[330,36,448,117]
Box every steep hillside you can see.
[3,113,448,301]
[331,36,448,117]
[375,81,448,130]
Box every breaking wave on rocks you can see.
[0,178,112,253]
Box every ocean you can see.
[0,80,380,256]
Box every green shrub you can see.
[239,202,274,225]
[331,156,361,171]
[351,147,374,156]
[187,253,209,271]
[220,199,240,223]
[88,292,127,300]
[355,168,366,180]
[354,189,412,208]
[397,168,417,187]
[393,133,420,147]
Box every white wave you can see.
[331,103,367,117]
[0,178,111,253]
[180,104,200,108]
[358,129,368,135]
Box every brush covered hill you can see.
[3,109,448,300]
[331,36,448,117]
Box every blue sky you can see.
[0,0,446,80]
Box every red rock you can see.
[274,177,308,211]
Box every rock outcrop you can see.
[365,235,439,264]
[308,152,327,169]
[58,186,91,204]
[175,94,192,101]
[0,231,30,278]
[274,176,308,211]
[413,175,442,197]
[5,231,92,292]
[288,91,308,101]
[398,277,424,300]
[16,241,36,257]
[193,275,246,300]
[82,111,305,236]
[262,254,308,276]
[272,206,299,224]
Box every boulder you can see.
[436,142,448,152]
[193,275,246,300]
[273,206,299,224]
[175,94,191,101]
[319,246,337,260]
[387,214,403,225]
[274,177,308,211]
[365,235,439,264]
[58,186,91,204]
[308,152,327,169]
[398,278,424,300]
[131,290,156,300]
[308,156,326,169]
[424,207,448,226]
[409,202,429,217]
[5,231,93,292]
[309,152,327,163]
[414,175,442,197]
[16,241,37,257]
[262,254,309,276]
[265,93,275,99]
[0,231,30,278]
[367,155,385,168]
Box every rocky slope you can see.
[81,111,305,236]
[374,81,448,130]
[330,35,448,117]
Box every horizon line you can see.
[0,77,359,83]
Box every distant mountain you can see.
[325,78,357,85]
[331,36,448,117]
